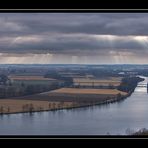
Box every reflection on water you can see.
[136,87,147,92]
[135,77,147,93]
[0,76,147,135]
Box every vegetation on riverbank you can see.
[133,128,148,135]
[0,64,146,115]
[0,99,76,114]
[0,87,127,115]
[0,74,62,99]
[117,76,144,93]
[0,76,143,115]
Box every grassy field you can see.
[73,82,120,86]
[0,75,127,114]
[51,88,127,95]
[73,77,122,86]
[8,87,127,104]
[0,87,127,114]
[0,99,74,114]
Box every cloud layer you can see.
[0,13,148,64]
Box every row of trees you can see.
[0,73,64,99]
[73,83,116,89]
[91,69,121,78]
[117,76,144,93]
[44,71,73,86]
[0,82,60,99]
[0,74,9,85]
[22,102,73,113]
[0,106,10,114]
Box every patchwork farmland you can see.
[0,87,127,114]
[0,64,141,114]
[73,77,122,87]
[9,88,127,103]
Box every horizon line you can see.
[0,63,148,65]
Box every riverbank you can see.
[0,89,128,115]
[133,128,148,135]
[0,75,144,115]
[0,97,126,115]
[0,99,75,114]
[0,76,147,135]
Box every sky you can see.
[0,13,148,64]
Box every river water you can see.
[0,76,147,135]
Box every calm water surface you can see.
[0,76,147,135]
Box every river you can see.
[0,76,147,135]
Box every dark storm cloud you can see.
[0,34,146,56]
[0,13,148,58]
[1,13,148,36]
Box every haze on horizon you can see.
[0,13,148,64]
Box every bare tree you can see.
[59,101,64,109]
[25,104,29,111]
[29,104,34,113]
[22,105,25,112]
[0,106,4,114]
[52,102,56,109]
[39,106,43,111]
[49,103,51,109]
[58,103,61,109]
[7,107,10,113]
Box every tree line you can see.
[44,71,73,86]
[0,82,60,99]
[0,74,61,98]
[117,76,144,93]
